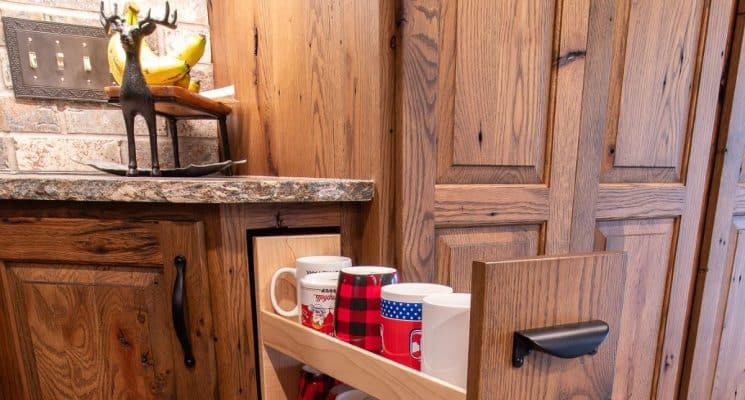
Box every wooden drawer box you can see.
[252,234,626,399]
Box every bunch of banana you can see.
[107,2,206,92]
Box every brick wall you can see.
[0,0,218,172]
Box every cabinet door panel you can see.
[595,219,675,399]
[436,225,541,292]
[601,0,705,182]
[571,0,730,397]
[710,218,745,399]
[452,0,554,171]
[684,5,745,395]
[0,218,217,400]
[436,0,569,185]
[2,263,173,400]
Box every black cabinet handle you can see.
[172,255,195,368]
[512,320,609,368]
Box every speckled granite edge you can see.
[0,174,375,204]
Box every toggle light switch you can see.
[56,52,65,70]
[28,51,37,69]
[83,56,92,72]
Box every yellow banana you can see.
[107,33,190,86]
[141,58,190,85]
[108,34,125,84]
[173,34,206,67]
[106,2,194,87]
[124,2,139,25]
[188,79,200,93]
[174,74,190,89]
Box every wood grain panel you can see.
[396,0,440,282]
[612,0,703,169]
[0,218,162,266]
[2,263,174,400]
[437,0,570,185]
[467,253,626,399]
[595,219,675,400]
[434,185,549,227]
[452,0,554,170]
[435,225,541,292]
[210,0,396,268]
[595,184,687,219]
[710,218,745,399]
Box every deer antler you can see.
[100,1,123,34]
[139,1,178,29]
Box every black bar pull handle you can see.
[172,255,195,368]
[512,320,609,368]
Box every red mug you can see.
[298,365,335,400]
[334,266,398,352]
[380,283,453,369]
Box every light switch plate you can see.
[2,17,113,102]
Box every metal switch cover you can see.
[2,17,113,102]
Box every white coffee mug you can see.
[421,293,471,389]
[299,272,338,335]
[270,255,351,318]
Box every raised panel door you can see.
[0,263,174,400]
[568,0,732,397]
[683,2,745,397]
[399,0,591,286]
[0,218,217,400]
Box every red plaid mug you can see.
[334,266,398,352]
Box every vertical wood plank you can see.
[545,0,590,255]
[396,0,440,282]
[160,221,218,400]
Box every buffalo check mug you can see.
[334,266,399,352]
[380,283,453,369]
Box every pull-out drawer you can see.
[252,234,626,399]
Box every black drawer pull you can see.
[173,255,195,368]
[512,320,609,368]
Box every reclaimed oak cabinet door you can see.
[397,0,733,398]
[683,1,745,398]
[0,218,216,400]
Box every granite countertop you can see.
[0,173,374,204]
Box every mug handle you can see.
[270,267,299,317]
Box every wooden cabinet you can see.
[397,0,733,398]
[0,218,216,400]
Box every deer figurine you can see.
[100,2,177,176]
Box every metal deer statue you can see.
[100,2,177,176]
